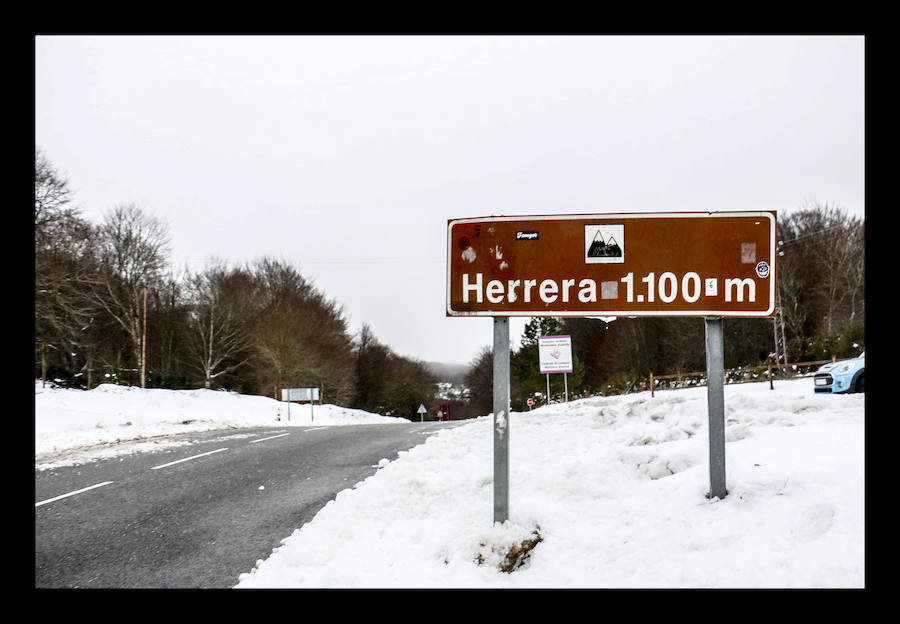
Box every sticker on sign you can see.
[446,212,776,318]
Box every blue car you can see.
[813,352,865,394]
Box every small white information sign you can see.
[538,335,573,374]
[281,387,320,402]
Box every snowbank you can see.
[235,380,865,588]
[33,378,865,588]
[34,382,399,467]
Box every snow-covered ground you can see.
[34,378,865,588]
[34,382,400,470]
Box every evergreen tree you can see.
[510,318,584,409]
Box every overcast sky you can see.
[34,35,865,365]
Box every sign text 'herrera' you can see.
[446,212,776,317]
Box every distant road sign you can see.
[538,335,573,374]
[281,388,319,402]
[446,212,776,317]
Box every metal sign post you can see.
[493,317,510,524]
[705,317,727,499]
[281,388,320,423]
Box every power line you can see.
[778,223,857,246]
[299,257,444,270]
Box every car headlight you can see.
[836,363,855,374]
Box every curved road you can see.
[35,421,464,588]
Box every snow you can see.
[34,378,865,588]
[34,383,400,470]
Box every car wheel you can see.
[855,373,865,393]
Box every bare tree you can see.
[464,345,494,417]
[252,302,309,397]
[248,258,356,404]
[34,151,104,385]
[657,317,705,374]
[149,275,191,385]
[351,323,437,417]
[185,262,256,388]
[34,149,73,234]
[810,211,864,333]
[777,203,864,358]
[352,323,392,411]
[381,355,437,420]
[92,203,171,375]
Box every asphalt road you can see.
[35,421,464,588]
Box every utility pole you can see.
[774,300,787,365]
[774,239,788,367]
[141,287,148,389]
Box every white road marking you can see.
[250,433,290,444]
[150,448,229,470]
[36,481,114,507]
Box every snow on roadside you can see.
[235,379,864,588]
[34,382,399,469]
[33,378,865,587]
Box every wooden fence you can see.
[646,359,834,397]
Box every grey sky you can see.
[34,35,865,365]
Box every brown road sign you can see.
[446,211,776,317]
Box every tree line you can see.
[34,150,439,420]
[36,150,864,419]
[465,204,865,414]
